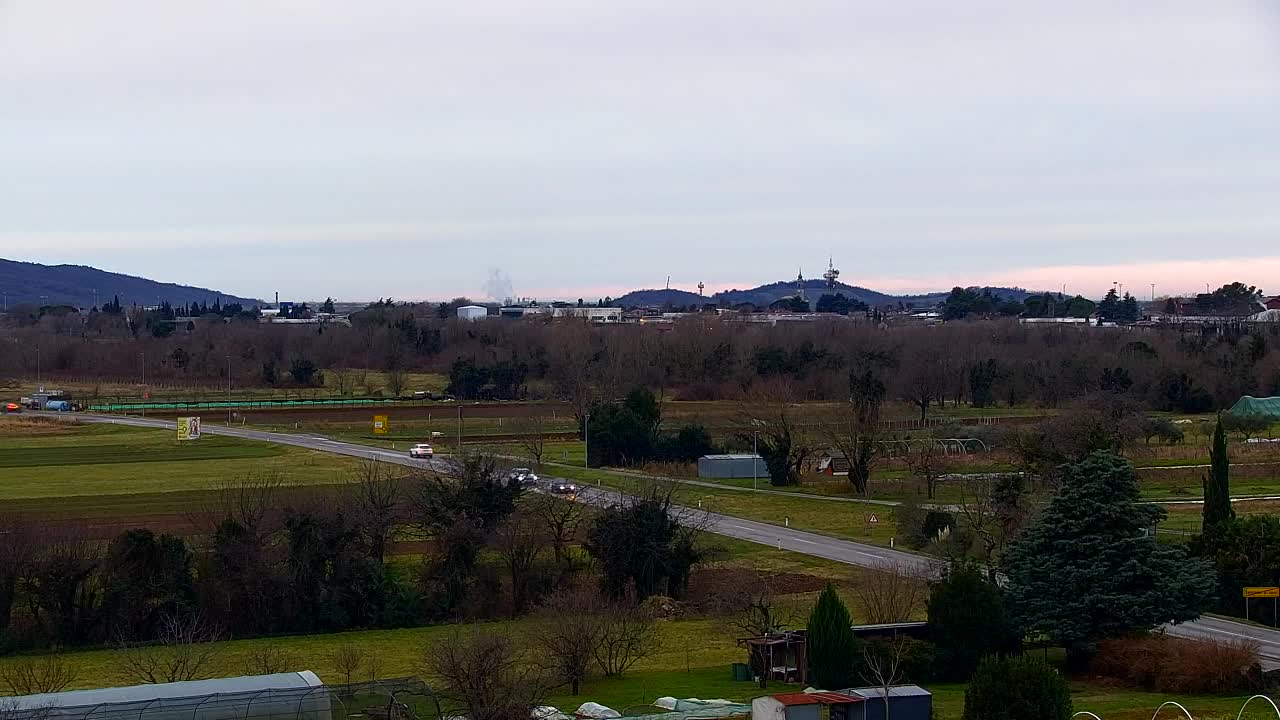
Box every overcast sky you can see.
[2,1,1278,302]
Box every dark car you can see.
[549,481,578,496]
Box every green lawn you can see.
[0,420,363,500]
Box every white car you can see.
[509,467,539,485]
[409,443,434,459]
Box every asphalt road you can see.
[33,412,1280,669]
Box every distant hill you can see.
[0,258,259,309]
[614,280,1034,309]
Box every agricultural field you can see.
[0,417,364,511]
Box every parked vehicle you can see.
[44,400,72,412]
[409,443,434,459]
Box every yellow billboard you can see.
[1243,587,1280,598]
[176,417,202,441]
[373,415,389,435]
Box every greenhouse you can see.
[1,675,442,720]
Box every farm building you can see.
[697,454,766,479]
[842,686,933,720]
[2,674,442,720]
[456,305,488,321]
[751,692,864,720]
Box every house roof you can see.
[769,692,863,706]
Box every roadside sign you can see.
[373,415,389,435]
[176,417,201,441]
[868,514,879,524]
[1244,587,1280,598]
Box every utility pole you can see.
[457,404,463,456]
[584,412,591,469]
[35,345,40,387]
[752,430,759,492]
[226,355,232,426]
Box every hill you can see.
[614,280,1033,309]
[0,259,259,309]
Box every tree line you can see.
[0,460,708,661]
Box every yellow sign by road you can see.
[176,417,201,441]
[1243,587,1279,598]
[373,415,389,435]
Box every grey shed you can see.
[697,454,766,479]
[844,686,933,720]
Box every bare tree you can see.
[113,613,221,684]
[511,414,549,469]
[825,367,887,495]
[0,514,36,635]
[426,630,550,720]
[904,442,945,500]
[243,644,297,676]
[493,511,548,617]
[740,381,815,486]
[0,653,78,695]
[594,604,659,677]
[529,493,584,566]
[385,367,407,398]
[534,587,603,696]
[365,652,384,683]
[852,564,927,624]
[333,642,366,687]
[348,461,404,564]
[861,639,908,720]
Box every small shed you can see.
[751,692,865,720]
[457,305,488,321]
[698,454,766,479]
[843,686,932,720]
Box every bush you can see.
[963,655,1072,720]
[1090,634,1261,694]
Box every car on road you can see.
[549,481,579,496]
[508,467,539,486]
[3,402,20,414]
[409,443,434,459]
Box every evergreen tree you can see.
[1120,292,1140,322]
[927,564,1021,681]
[806,583,857,689]
[1003,452,1214,662]
[962,656,1072,720]
[1203,415,1234,532]
[1098,288,1120,320]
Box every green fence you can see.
[89,397,419,412]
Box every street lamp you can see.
[35,345,40,388]
[226,355,232,426]
[584,412,591,470]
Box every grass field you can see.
[0,418,363,502]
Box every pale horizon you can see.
[2,1,1277,302]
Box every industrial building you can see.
[697,454,767,479]
[456,305,488,321]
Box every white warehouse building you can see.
[456,305,489,321]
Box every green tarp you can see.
[1228,396,1280,419]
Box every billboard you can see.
[176,417,202,441]
[373,415,389,435]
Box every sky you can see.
[1,1,1278,302]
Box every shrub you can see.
[1090,634,1261,694]
[963,655,1071,720]
[927,564,1021,681]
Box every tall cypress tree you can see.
[806,583,857,689]
[1203,415,1234,532]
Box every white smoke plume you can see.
[484,268,514,303]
